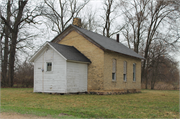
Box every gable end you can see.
[52,25,105,50]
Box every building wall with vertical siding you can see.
[66,62,88,93]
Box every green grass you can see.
[1,88,179,118]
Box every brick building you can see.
[30,18,143,94]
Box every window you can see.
[112,59,116,81]
[47,62,52,71]
[133,63,136,81]
[112,73,116,80]
[123,61,127,81]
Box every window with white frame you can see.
[123,61,127,81]
[47,62,52,71]
[133,63,136,81]
[112,59,116,81]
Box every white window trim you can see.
[123,61,127,82]
[46,62,53,72]
[112,59,116,81]
[133,63,136,82]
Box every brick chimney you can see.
[73,17,82,27]
[116,34,119,42]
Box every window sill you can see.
[133,81,136,83]
[45,71,53,74]
[112,80,116,82]
[123,81,127,83]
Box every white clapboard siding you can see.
[66,62,88,93]
[34,51,44,92]
[34,47,66,93]
[33,45,88,93]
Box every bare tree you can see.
[120,0,149,53]
[147,43,179,90]
[101,0,124,38]
[1,0,11,86]
[80,7,98,32]
[148,41,167,89]
[0,0,42,87]
[0,20,3,85]
[120,0,180,88]
[42,0,89,34]
[142,0,179,88]
[14,60,34,87]
[102,0,113,37]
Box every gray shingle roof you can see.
[48,42,91,63]
[71,25,143,59]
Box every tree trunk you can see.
[151,76,156,90]
[7,0,28,87]
[145,69,148,89]
[1,0,11,86]
[2,26,9,86]
[0,32,3,85]
[151,76,155,89]
[151,82,154,89]
[8,32,17,87]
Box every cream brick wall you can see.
[104,51,141,91]
[57,31,104,91]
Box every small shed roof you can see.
[49,42,91,63]
[29,42,91,63]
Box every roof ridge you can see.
[71,24,107,38]
[71,24,126,47]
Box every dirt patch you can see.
[0,112,56,119]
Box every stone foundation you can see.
[88,89,141,95]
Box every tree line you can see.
[0,0,179,89]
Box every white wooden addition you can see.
[31,42,88,93]
[66,62,88,93]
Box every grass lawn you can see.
[1,88,179,118]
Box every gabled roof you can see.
[29,42,91,63]
[52,24,144,59]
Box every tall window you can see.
[133,63,136,81]
[112,59,116,81]
[123,61,127,81]
[47,62,52,71]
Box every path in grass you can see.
[1,88,179,118]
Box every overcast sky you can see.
[28,0,180,69]
[93,0,180,69]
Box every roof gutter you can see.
[105,49,145,60]
[67,60,91,64]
